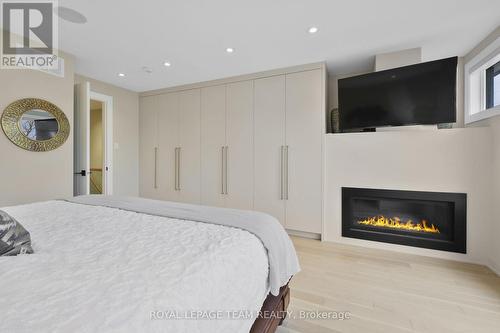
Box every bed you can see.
[0,196,299,333]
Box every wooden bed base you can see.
[249,284,290,333]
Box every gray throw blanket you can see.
[0,210,34,256]
[66,195,300,296]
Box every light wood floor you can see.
[276,237,500,333]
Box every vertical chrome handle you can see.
[154,147,158,189]
[224,146,228,195]
[285,145,289,200]
[178,147,181,191]
[174,148,178,191]
[221,146,225,194]
[280,146,284,200]
[174,147,177,191]
[176,147,181,191]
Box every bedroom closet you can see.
[139,90,201,204]
[139,63,325,236]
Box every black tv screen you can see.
[338,56,457,131]
[34,119,58,140]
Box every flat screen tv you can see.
[34,119,58,140]
[338,56,457,131]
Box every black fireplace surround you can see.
[342,187,466,253]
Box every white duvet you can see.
[0,201,270,333]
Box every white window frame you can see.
[464,36,500,124]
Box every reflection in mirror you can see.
[18,109,59,141]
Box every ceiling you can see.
[59,0,500,92]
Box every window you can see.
[464,36,500,124]
[486,61,500,109]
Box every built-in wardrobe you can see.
[139,63,325,236]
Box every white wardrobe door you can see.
[139,95,159,199]
[285,69,323,233]
[178,89,202,204]
[254,75,286,225]
[226,80,254,210]
[201,85,226,207]
[157,92,179,201]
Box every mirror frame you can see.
[1,98,70,152]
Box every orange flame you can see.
[358,216,440,234]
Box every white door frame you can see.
[74,82,90,196]
[90,91,114,195]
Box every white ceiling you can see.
[59,0,500,92]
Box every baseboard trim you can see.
[286,229,321,240]
[487,259,500,276]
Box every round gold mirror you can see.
[1,98,70,152]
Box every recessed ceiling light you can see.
[226,47,234,53]
[118,73,126,77]
[308,26,318,34]
[163,61,171,67]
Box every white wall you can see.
[323,42,499,267]
[463,25,500,273]
[0,49,139,205]
[324,29,500,273]
[0,52,75,207]
[375,48,422,71]
[324,128,493,263]
[488,117,500,273]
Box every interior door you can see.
[285,69,323,233]
[139,95,159,199]
[178,89,201,204]
[226,80,254,210]
[157,92,179,201]
[201,85,226,207]
[74,82,90,196]
[254,76,286,224]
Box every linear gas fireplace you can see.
[342,188,466,253]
